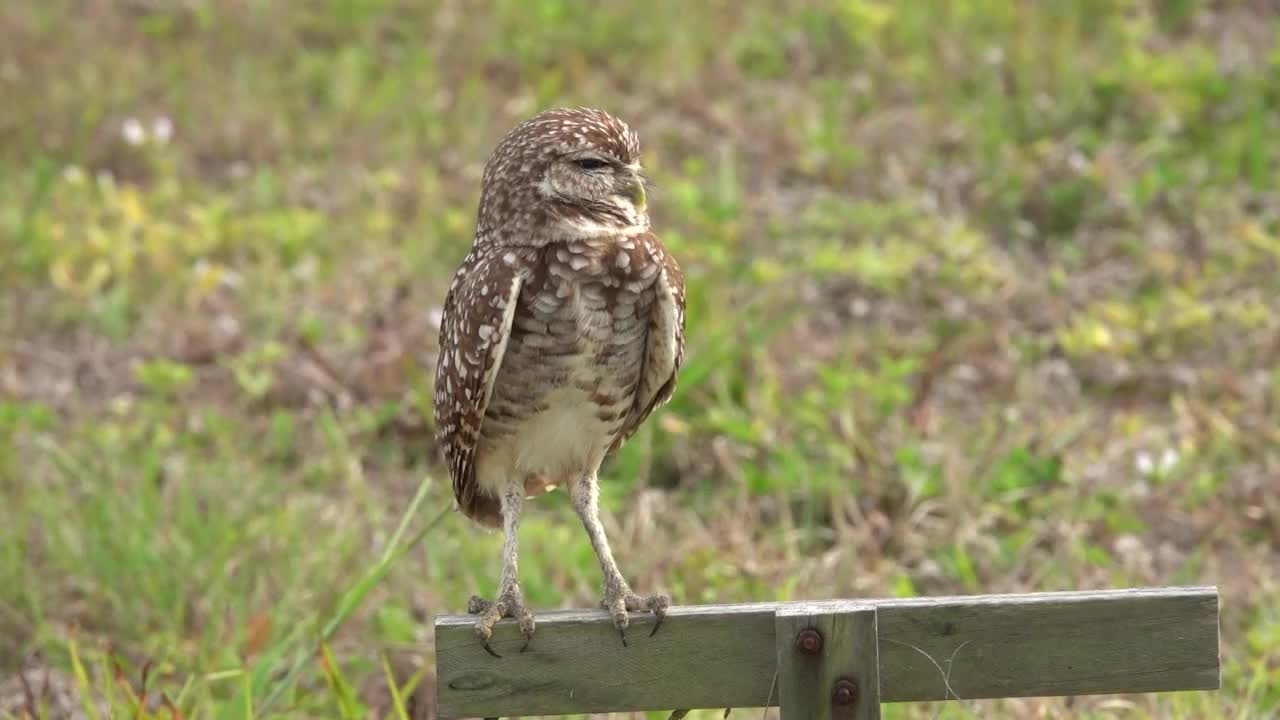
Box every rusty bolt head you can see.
[832,677,858,706]
[795,628,824,655]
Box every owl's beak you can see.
[618,170,647,212]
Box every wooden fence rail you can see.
[435,586,1219,718]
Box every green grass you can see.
[2,0,1278,717]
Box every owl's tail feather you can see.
[459,490,502,528]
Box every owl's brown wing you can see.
[434,248,524,524]
[610,233,686,454]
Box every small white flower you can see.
[291,256,317,281]
[1135,451,1155,476]
[215,313,241,337]
[1159,448,1179,473]
[953,363,980,383]
[62,165,85,184]
[152,116,174,144]
[122,117,146,146]
[1113,534,1143,557]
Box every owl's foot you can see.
[601,583,669,646]
[468,584,536,658]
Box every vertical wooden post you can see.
[775,602,881,719]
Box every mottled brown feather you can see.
[433,247,526,526]
[609,236,685,454]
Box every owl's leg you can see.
[570,475,670,645]
[467,486,536,657]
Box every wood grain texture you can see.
[434,586,1219,719]
[776,602,880,719]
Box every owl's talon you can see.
[471,583,534,659]
[649,613,665,638]
[602,585,669,647]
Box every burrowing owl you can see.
[434,107,685,655]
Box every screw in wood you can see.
[831,677,858,706]
[795,628,824,655]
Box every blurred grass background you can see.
[1,0,1278,718]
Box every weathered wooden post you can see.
[776,602,880,719]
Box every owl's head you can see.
[475,107,650,244]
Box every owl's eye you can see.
[573,158,611,171]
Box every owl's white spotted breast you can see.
[473,232,680,499]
